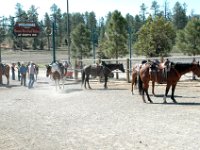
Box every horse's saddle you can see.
[149,59,171,83]
[91,64,104,77]
[52,63,64,76]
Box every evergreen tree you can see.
[140,3,148,22]
[151,1,160,18]
[176,18,200,55]
[172,2,188,30]
[134,15,176,57]
[104,10,128,59]
[71,23,91,59]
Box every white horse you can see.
[46,62,65,90]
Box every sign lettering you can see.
[13,22,40,37]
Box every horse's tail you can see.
[138,74,143,95]
[81,69,85,87]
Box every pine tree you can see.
[176,18,200,55]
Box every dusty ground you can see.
[1,50,200,149]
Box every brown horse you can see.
[131,60,147,94]
[0,63,10,85]
[138,61,200,103]
[46,62,65,90]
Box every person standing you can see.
[20,62,27,86]
[11,63,15,80]
[28,61,36,89]
[17,62,21,81]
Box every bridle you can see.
[192,62,200,76]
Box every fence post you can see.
[126,58,130,83]
[74,59,78,80]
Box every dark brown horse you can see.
[138,61,200,103]
[82,63,125,89]
[0,63,10,85]
[46,62,65,90]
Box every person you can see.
[20,62,27,86]
[11,63,15,80]
[17,62,21,81]
[27,61,36,89]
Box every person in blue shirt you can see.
[20,62,27,86]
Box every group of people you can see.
[11,61,37,89]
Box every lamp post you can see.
[66,0,70,62]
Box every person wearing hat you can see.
[19,62,27,86]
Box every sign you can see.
[13,22,40,37]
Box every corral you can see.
[1,50,200,149]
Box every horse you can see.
[0,63,10,85]
[46,62,65,90]
[132,59,170,96]
[82,62,125,89]
[131,60,147,94]
[138,61,200,103]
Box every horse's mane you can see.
[174,62,193,72]
[101,61,121,67]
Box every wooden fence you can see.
[69,55,200,82]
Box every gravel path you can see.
[1,69,200,150]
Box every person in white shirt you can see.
[28,61,36,89]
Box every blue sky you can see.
[0,0,200,20]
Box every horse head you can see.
[192,61,200,77]
[119,64,125,73]
[46,64,52,77]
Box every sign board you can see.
[13,22,40,37]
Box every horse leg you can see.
[131,75,137,94]
[144,88,153,103]
[131,79,134,94]
[152,81,155,96]
[7,75,9,85]
[0,74,2,84]
[62,79,64,89]
[104,76,108,89]
[171,84,177,103]
[142,89,146,103]
[86,75,92,89]
[163,84,171,103]
[83,77,87,89]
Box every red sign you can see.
[13,22,40,37]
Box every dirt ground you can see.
[1,50,200,149]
